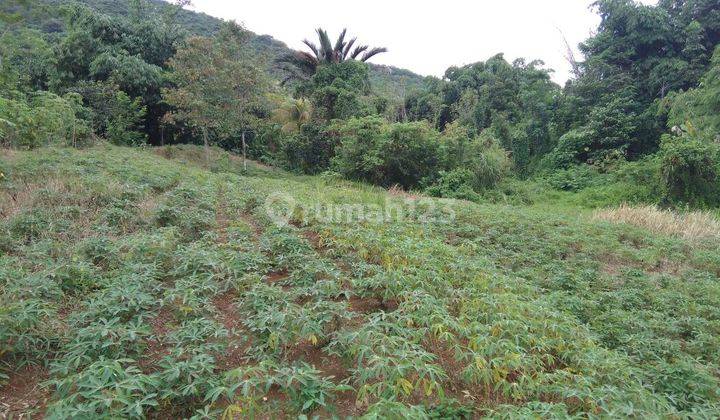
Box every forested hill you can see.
[32,0,426,99]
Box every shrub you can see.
[0,91,91,149]
[464,132,511,190]
[308,60,373,120]
[439,125,510,191]
[659,136,720,206]
[382,120,441,188]
[105,92,145,145]
[539,128,595,169]
[328,116,386,184]
[545,165,604,191]
[425,169,481,202]
[68,81,147,146]
[332,117,440,188]
[278,122,339,174]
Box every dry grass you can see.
[0,178,66,220]
[387,184,420,200]
[594,204,720,240]
[1,148,18,162]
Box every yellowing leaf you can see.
[397,377,414,395]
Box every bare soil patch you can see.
[213,292,251,370]
[0,364,51,418]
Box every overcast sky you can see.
[187,0,657,85]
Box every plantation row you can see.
[1,145,719,417]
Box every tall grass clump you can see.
[593,204,720,240]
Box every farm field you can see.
[1,145,720,418]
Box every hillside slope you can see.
[1,145,719,417]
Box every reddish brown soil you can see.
[0,364,51,418]
[287,342,350,380]
[140,307,176,372]
[213,292,242,331]
[213,292,251,370]
[426,339,473,399]
[348,296,398,314]
[302,230,324,251]
[265,270,289,285]
[149,307,176,336]
[216,337,250,371]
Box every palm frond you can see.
[350,45,368,60]
[334,28,348,54]
[276,51,317,78]
[302,39,319,59]
[342,38,357,61]
[361,47,388,62]
[316,28,333,62]
[283,27,388,81]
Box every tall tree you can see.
[164,22,270,167]
[279,28,387,80]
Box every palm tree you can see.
[272,98,313,134]
[280,28,387,80]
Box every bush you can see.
[105,90,146,146]
[383,120,441,188]
[545,165,604,191]
[331,117,440,188]
[464,132,511,190]
[425,169,481,202]
[0,91,91,148]
[659,136,720,206]
[439,125,510,191]
[278,122,338,174]
[539,128,594,170]
[70,81,146,146]
[307,61,373,121]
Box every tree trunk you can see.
[241,130,247,172]
[202,127,210,167]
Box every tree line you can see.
[1,0,719,207]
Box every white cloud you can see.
[188,0,658,84]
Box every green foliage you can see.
[3,0,720,414]
[2,145,720,418]
[404,55,559,173]
[544,165,604,192]
[164,22,270,160]
[331,116,440,188]
[425,169,481,202]
[667,46,720,139]
[278,27,387,82]
[69,81,146,145]
[0,91,91,148]
[106,90,146,146]
[0,28,57,91]
[47,359,159,418]
[278,122,338,174]
[659,135,720,206]
[307,60,374,121]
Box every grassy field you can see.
[1,145,720,418]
